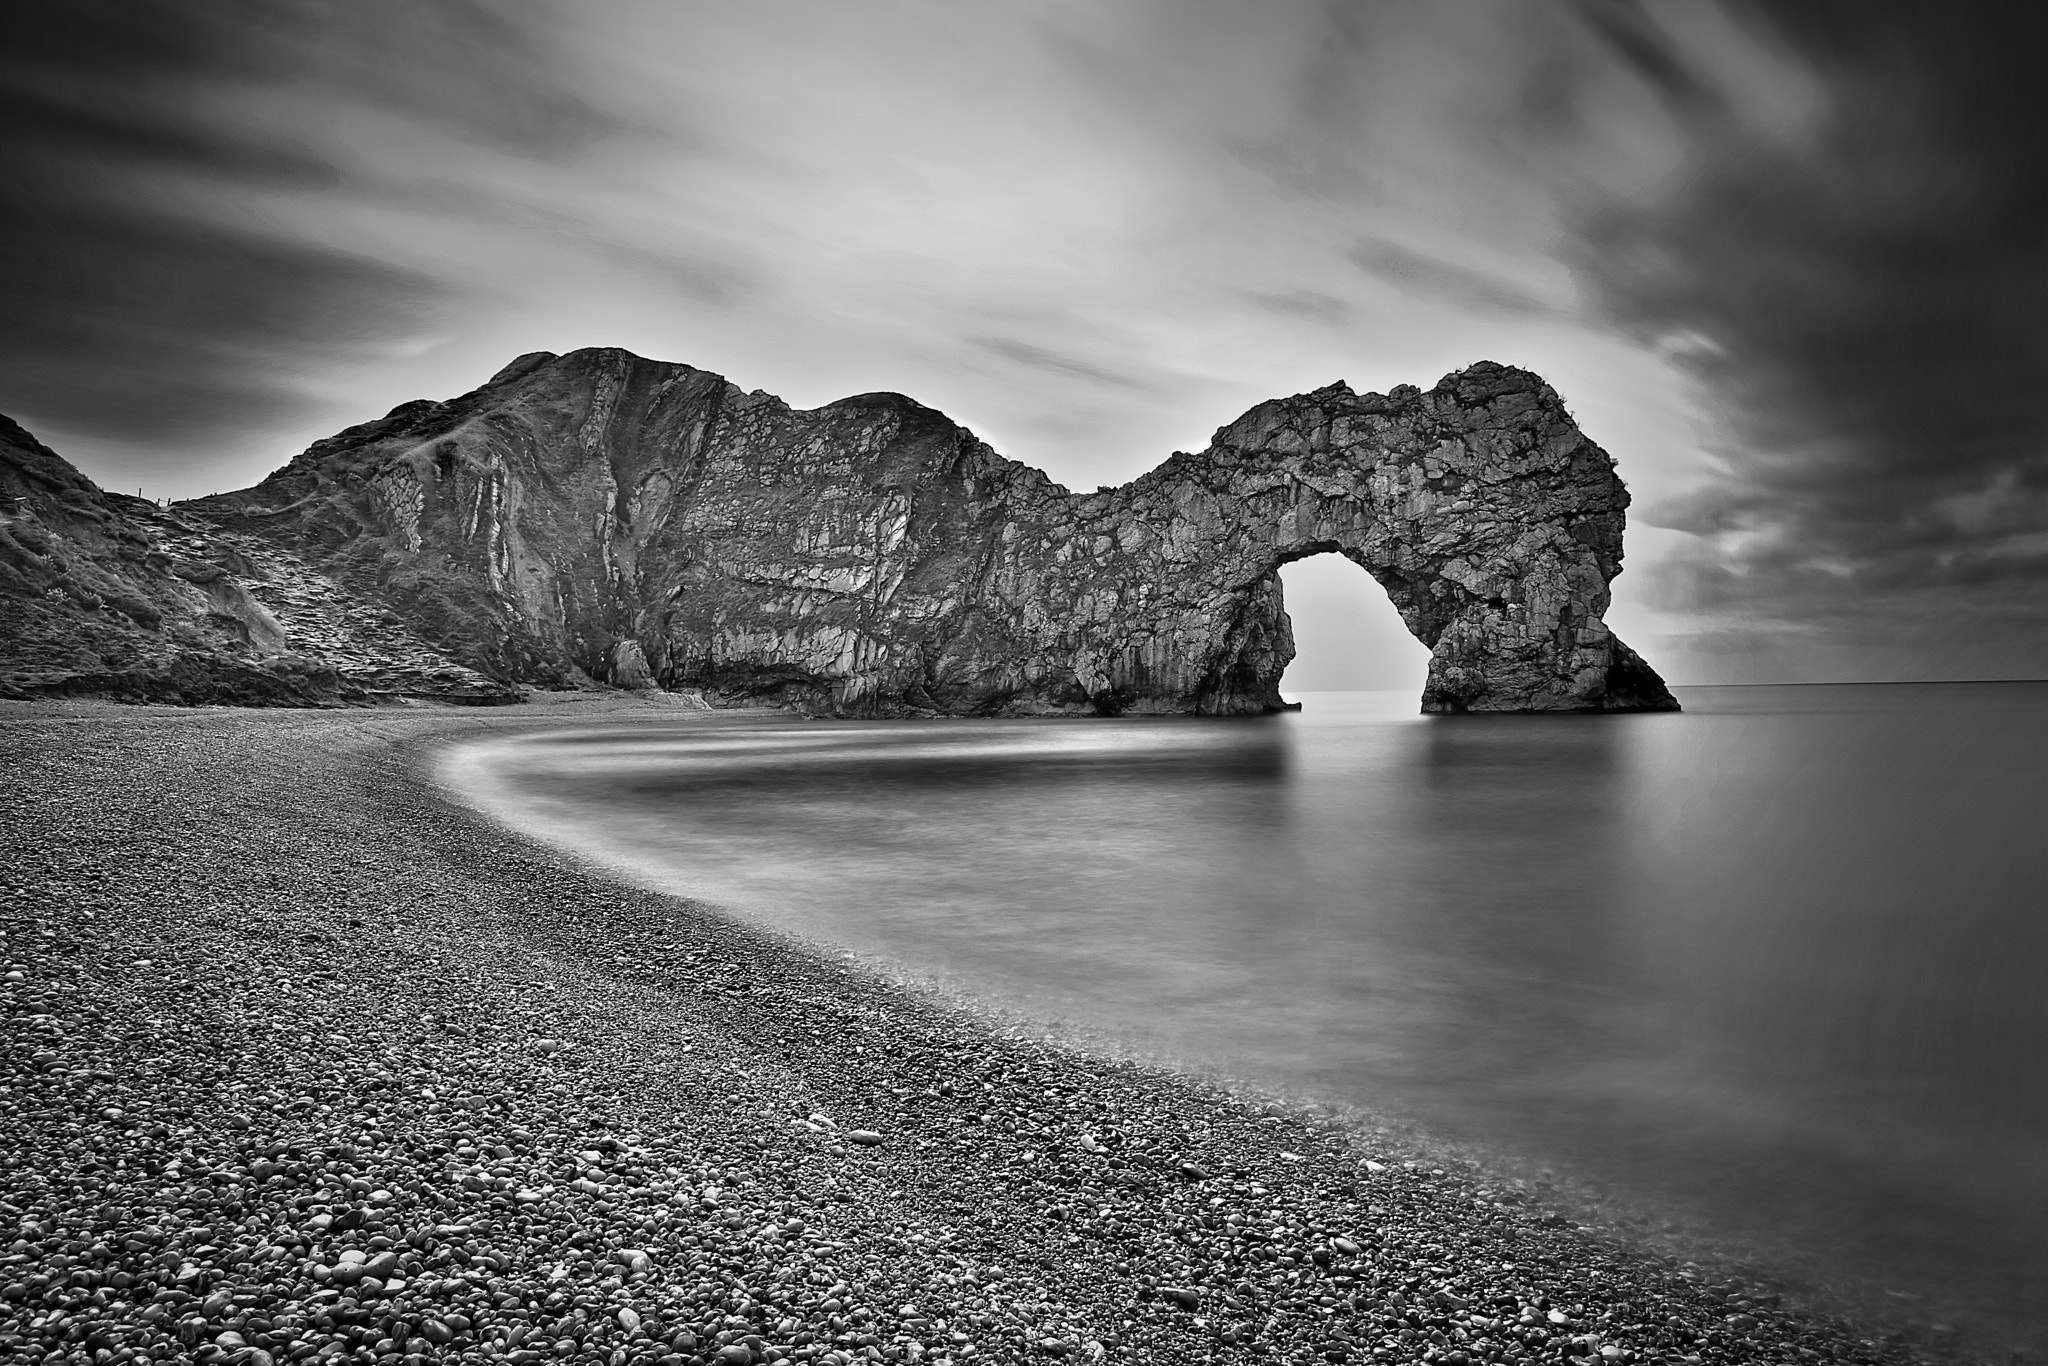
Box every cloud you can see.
[3,0,2039,681]
[967,337,1154,393]
[0,204,445,448]
[1348,240,1554,317]
[1248,291,1355,324]
[0,0,616,477]
[1564,0,2048,673]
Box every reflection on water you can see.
[443,683,2048,1347]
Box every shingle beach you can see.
[0,699,1974,1366]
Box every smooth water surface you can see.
[444,683,2048,1345]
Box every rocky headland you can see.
[0,416,513,707]
[3,351,1675,715]
[1,698,1962,1366]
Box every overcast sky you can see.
[3,1,2041,686]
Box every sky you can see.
[3,1,2042,687]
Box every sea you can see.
[442,682,2048,1349]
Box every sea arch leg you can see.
[1214,531,1675,715]
[1349,538,1671,714]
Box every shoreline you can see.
[0,698,1977,1365]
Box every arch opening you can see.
[1276,552,1432,703]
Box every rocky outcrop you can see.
[0,415,516,705]
[187,348,1675,715]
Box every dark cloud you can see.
[1570,2,1728,116]
[0,80,339,189]
[0,201,443,448]
[0,1,619,159]
[0,0,613,469]
[1569,0,2048,668]
[5,0,2042,685]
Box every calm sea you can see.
[443,682,2048,1347]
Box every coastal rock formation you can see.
[2,350,1675,714]
[190,348,1675,715]
[0,414,514,704]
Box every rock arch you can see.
[189,348,1677,716]
[1030,360,1679,714]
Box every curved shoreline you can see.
[0,699,1973,1365]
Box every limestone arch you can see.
[1064,364,1678,715]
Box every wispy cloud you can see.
[0,0,615,487]
[1,0,2041,680]
[967,338,1155,393]
[1348,240,1556,318]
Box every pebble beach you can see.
[0,699,1978,1366]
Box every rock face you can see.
[0,414,515,705]
[186,348,1676,715]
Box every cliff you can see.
[178,348,1675,715]
[0,415,514,705]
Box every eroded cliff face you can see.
[0,414,515,705]
[185,348,1676,715]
